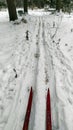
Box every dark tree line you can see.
[0,0,72,21]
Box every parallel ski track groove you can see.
[42,17,59,130]
[28,17,41,130]
[3,18,39,130]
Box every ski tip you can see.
[48,88,49,91]
[31,87,32,91]
[47,88,50,98]
[30,87,33,94]
[47,88,50,93]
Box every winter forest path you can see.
[0,13,73,130]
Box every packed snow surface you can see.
[0,9,73,130]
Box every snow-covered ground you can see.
[0,8,73,130]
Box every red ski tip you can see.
[46,88,52,130]
[22,87,33,130]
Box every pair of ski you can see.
[22,87,52,130]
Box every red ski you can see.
[23,87,33,130]
[46,88,52,130]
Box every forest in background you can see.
[0,0,73,21]
[0,0,73,12]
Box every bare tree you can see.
[6,0,18,21]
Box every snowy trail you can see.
[20,17,47,130]
[3,17,40,130]
[42,18,59,130]
[0,15,39,130]
[43,15,64,130]
[32,18,47,130]
[0,10,73,130]
[0,14,64,130]
[44,14,73,130]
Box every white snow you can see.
[0,8,73,130]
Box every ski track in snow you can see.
[0,9,73,130]
[43,14,73,130]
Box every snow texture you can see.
[0,8,73,130]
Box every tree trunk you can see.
[50,0,53,7]
[6,0,18,21]
[56,0,61,12]
[23,0,28,13]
